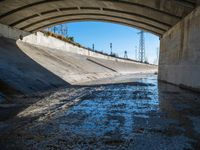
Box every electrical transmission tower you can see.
[137,30,145,63]
[51,24,68,37]
[59,24,68,37]
[62,24,68,37]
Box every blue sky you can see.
[49,21,160,64]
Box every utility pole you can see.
[137,30,145,63]
[92,44,95,51]
[124,51,128,59]
[110,43,113,55]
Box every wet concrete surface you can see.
[0,75,200,150]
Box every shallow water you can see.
[0,75,200,150]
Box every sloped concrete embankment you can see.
[0,37,70,96]
[0,33,157,98]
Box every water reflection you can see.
[1,75,200,150]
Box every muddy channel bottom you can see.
[0,75,200,150]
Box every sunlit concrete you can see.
[159,5,200,92]
[0,35,157,94]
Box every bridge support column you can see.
[158,6,200,92]
[0,23,29,40]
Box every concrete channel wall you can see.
[23,32,142,64]
[0,23,144,65]
[0,23,29,40]
[0,22,157,96]
[159,6,200,92]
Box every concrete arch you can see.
[11,9,171,30]
[31,17,165,36]
[23,14,167,36]
[0,0,198,36]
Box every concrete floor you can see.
[0,75,200,150]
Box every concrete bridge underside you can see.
[0,0,200,91]
[0,0,199,36]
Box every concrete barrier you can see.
[23,32,147,65]
[159,6,200,92]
